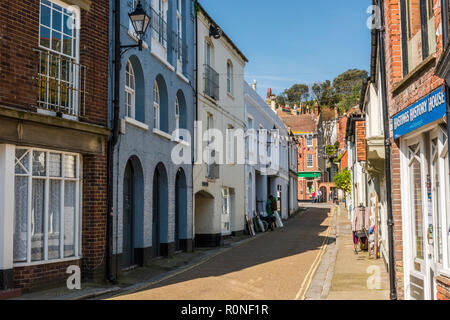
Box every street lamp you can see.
[122,1,150,52]
[128,1,150,50]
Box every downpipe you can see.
[376,0,397,300]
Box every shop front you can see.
[393,86,450,300]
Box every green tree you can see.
[332,69,367,97]
[337,82,363,114]
[283,84,309,105]
[311,80,339,109]
[334,168,351,194]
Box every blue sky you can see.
[200,0,372,98]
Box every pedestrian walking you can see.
[311,191,316,203]
[317,190,322,203]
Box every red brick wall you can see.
[0,0,110,289]
[14,260,81,292]
[436,276,450,300]
[355,121,366,162]
[383,0,444,300]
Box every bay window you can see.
[13,148,81,264]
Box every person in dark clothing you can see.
[264,195,276,231]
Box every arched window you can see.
[154,80,160,129]
[175,96,180,130]
[125,60,135,118]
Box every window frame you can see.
[227,61,233,95]
[306,154,314,168]
[400,0,436,76]
[153,80,160,130]
[306,135,313,147]
[175,95,180,130]
[13,147,82,266]
[125,60,136,119]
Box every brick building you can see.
[0,0,110,294]
[381,0,450,300]
[280,114,320,201]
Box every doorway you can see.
[175,168,187,251]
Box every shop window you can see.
[401,0,436,75]
[13,148,81,264]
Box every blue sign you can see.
[392,86,447,139]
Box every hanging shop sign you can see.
[392,86,447,139]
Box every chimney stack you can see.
[252,80,257,91]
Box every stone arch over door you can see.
[194,190,219,247]
[319,182,335,203]
[122,156,144,269]
[152,162,168,257]
[175,168,187,252]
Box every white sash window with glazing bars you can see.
[37,0,85,117]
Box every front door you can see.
[123,163,135,268]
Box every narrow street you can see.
[111,204,334,300]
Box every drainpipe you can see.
[193,0,199,249]
[377,0,397,300]
[106,0,122,284]
[443,0,450,207]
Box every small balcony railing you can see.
[150,7,168,49]
[204,64,219,100]
[174,33,188,65]
[34,48,87,117]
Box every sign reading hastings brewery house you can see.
[392,86,447,139]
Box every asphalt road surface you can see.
[111,205,334,300]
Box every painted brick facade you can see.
[0,0,109,291]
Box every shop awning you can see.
[298,172,321,178]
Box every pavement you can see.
[306,204,390,300]
[109,205,334,300]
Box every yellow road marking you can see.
[294,208,334,300]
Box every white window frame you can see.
[222,187,231,235]
[13,147,82,266]
[125,60,136,119]
[306,154,313,168]
[153,80,160,130]
[175,96,180,130]
[176,0,183,63]
[306,135,313,147]
[38,0,81,115]
[227,61,233,95]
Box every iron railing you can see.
[204,64,219,100]
[35,48,87,117]
[150,7,167,49]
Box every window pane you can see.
[63,14,73,36]
[31,179,45,261]
[15,149,30,174]
[48,180,61,259]
[49,153,61,177]
[51,30,62,53]
[63,35,72,56]
[40,26,51,49]
[64,155,76,178]
[13,177,28,262]
[411,158,424,260]
[40,3,51,27]
[52,9,62,32]
[64,181,76,257]
[406,0,423,71]
[33,151,46,176]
